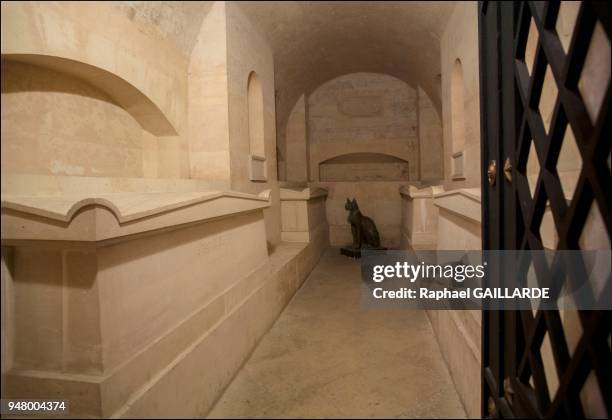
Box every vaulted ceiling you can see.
[111,1,214,57]
[111,1,455,148]
[236,1,456,141]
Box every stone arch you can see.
[247,71,266,181]
[306,72,429,181]
[2,54,177,136]
[236,2,455,167]
[451,58,466,154]
[1,1,186,137]
[247,71,265,157]
[318,152,410,182]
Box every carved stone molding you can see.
[1,190,271,243]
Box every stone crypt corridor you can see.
[1,1,610,419]
[208,248,466,419]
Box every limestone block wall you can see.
[1,1,191,179]
[278,185,330,273]
[319,153,410,182]
[285,95,309,183]
[315,181,405,249]
[434,189,482,251]
[1,61,146,178]
[1,192,267,416]
[430,4,484,417]
[279,186,329,244]
[417,87,444,181]
[308,73,421,181]
[431,187,482,418]
[305,73,444,249]
[440,2,481,189]
[188,1,231,184]
[399,185,441,250]
[226,2,281,247]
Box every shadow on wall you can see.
[1,59,149,178]
[2,54,177,136]
[3,60,116,103]
[319,152,410,182]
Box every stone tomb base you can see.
[0,189,329,418]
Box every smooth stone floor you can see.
[207,248,467,419]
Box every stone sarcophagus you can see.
[1,179,329,418]
[1,189,274,418]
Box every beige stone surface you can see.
[188,1,231,182]
[440,2,481,189]
[280,186,329,244]
[426,309,481,419]
[208,248,466,419]
[306,73,443,250]
[0,174,230,196]
[113,239,326,418]
[1,190,271,242]
[428,186,482,418]
[226,1,277,191]
[4,2,605,418]
[285,95,309,183]
[417,87,444,181]
[237,2,456,161]
[3,214,327,418]
[1,1,191,179]
[2,61,146,178]
[315,181,407,249]
[225,2,282,248]
[1,1,187,134]
[319,154,411,183]
[433,188,481,225]
[110,2,214,58]
[399,185,441,250]
[308,73,420,181]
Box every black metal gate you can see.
[479,1,611,418]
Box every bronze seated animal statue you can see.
[345,198,381,249]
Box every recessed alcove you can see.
[1,59,147,178]
[450,59,466,179]
[3,54,177,136]
[318,153,410,182]
[248,71,267,181]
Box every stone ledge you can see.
[433,188,481,224]
[399,185,444,199]
[279,186,328,201]
[1,190,271,243]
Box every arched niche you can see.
[2,54,177,136]
[1,59,154,178]
[247,71,266,181]
[306,72,437,182]
[318,152,409,182]
[450,58,466,179]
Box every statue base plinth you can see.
[340,246,387,259]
